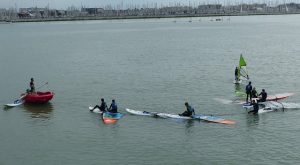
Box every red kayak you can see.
[22,91,54,103]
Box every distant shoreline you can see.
[2,12,300,23]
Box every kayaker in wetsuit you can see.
[235,67,239,81]
[248,99,259,114]
[258,89,267,102]
[29,78,35,93]
[245,81,252,103]
[92,98,107,112]
[179,102,195,117]
[251,87,258,99]
[108,99,118,113]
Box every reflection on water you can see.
[184,120,195,134]
[185,120,195,128]
[246,113,260,127]
[23,102,54,119]
[234,84,246,97]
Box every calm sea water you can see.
[1,15,300,165]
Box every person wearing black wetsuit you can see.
[251,87,258,99]
[108,99,118,113]
[180,102,195,117]
[92,98,107,112]
[245,81,252,103]
[29,78,35,93]
[258,89,267,102]
[248,99,259,114]
[235,67,239,81]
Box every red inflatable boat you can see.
[22,91,54,103]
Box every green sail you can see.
[239,54,247,67]
[237,54,249,79]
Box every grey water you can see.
[1,15,300,165]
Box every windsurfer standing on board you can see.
[29,78,35,93]
[179,102,195,117]
[235,67,239,81]
[245,81,252,103]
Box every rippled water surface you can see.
[1,15,300,165]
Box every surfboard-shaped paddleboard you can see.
[5,99,24,107]
[193,115,236,125]
[88,106,103,114]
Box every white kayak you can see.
[88,106,103,114]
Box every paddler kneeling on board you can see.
[91,98,108,112]
[108,99,118,113]
[179,102,195,117]
[248,98,259,115]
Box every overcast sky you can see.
[1,0,298,9]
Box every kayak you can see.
[88,106,103,114]
[102,112,123,124]
[126,108,235,125]
[22,91,54,103]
